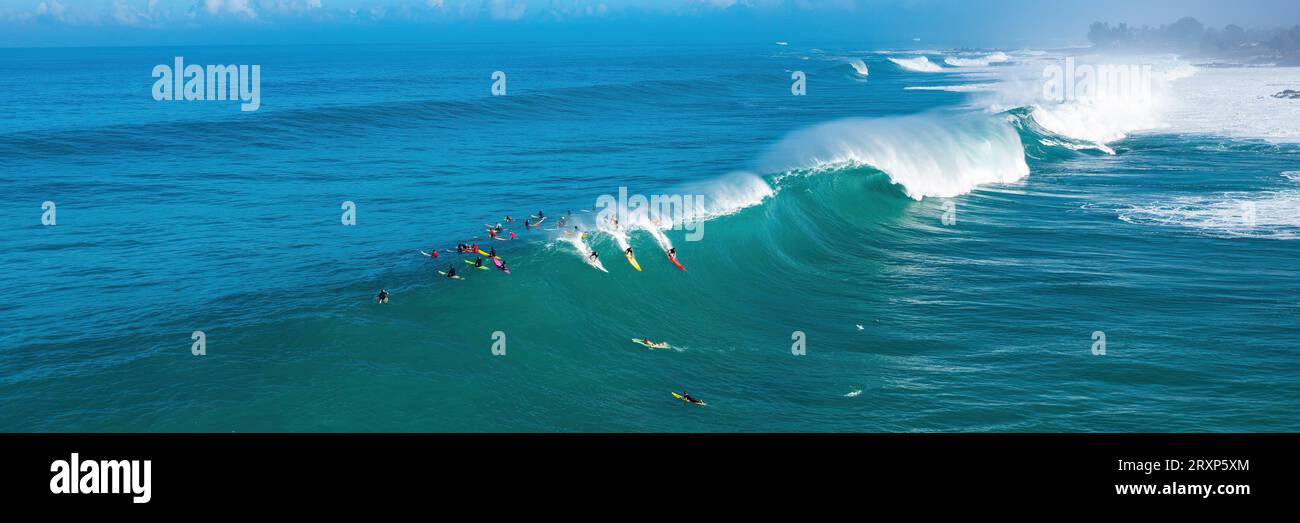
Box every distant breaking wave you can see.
[943,52,1010,67]
[889,56,945,73]
[973,55,1200,151]
[848,59,869,77]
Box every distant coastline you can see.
[1087,17,1300,66]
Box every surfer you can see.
[682,390,701,404]
[488,246,496,258]
[429,248,439,258]
[498,259,509,272]
[504,216,513,224]
[536,211,544,219]
[525,219,533,229]
[446,266,457,278]
[624,247,633,256]
[376,289,388,303]
[456,243,466,253]
[508,230,516,240]
[589,251,599,261]
[667,247,676,257]
[488,228,498,239]
[473,256,484,268]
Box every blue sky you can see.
[2,0,1299,47]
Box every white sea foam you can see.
[974,51,1300,146]
[976,54,1197,147]
[1161,66,1300,143]
[1119,191,1300,240]
[905,83,997,92]
[563,233,608,272]
[760,114,1029,200]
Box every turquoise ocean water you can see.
[1,43,1298,431]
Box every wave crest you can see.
[889,56,945,73]
[760,114,1029,200]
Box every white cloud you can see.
[489,0,526,21]
[112,0,149,25]
[204,0,257,18]
[36,1,67,19]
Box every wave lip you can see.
[760,113,1030,200]
[889,56,946,73]
[682,171,776,221]
[848,58,870,77]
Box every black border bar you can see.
[2,433,1289,509]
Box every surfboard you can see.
[464,260,489,270]
[668,253,685,271]
[437,271,464,280]
[477,249,499,259]
[672,392,706,406]
[632,338,670,350]
[625,252,642,271]
[419,250,438,258]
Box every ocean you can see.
[1,43,1298,431]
